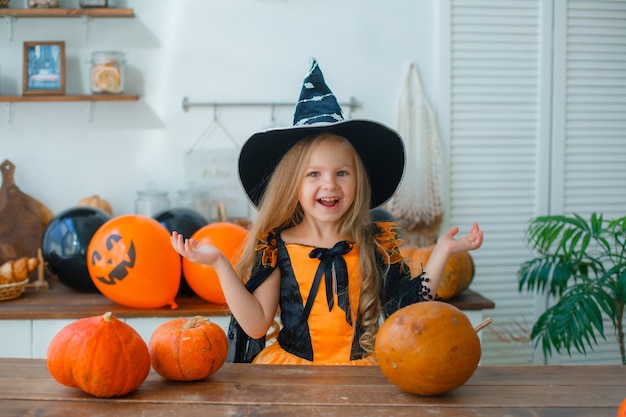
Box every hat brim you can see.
[238,119,405,209]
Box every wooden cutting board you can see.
[0,160,46,265]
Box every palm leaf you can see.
[616,268,626,303]
[518,255,573,297]
[520,213,626,363]
[531,284,613,357]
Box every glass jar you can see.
[135,189,170,218]
[90,51,125,94]
[28,0,59,8]
[79,0,108,7]
[177,187,211,221]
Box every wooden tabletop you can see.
[0,278,494,320]
[0,358,623,417]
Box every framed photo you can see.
[23,41,65,95]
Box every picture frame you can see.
[23,41,65,95]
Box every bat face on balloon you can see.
[90,233,136,285]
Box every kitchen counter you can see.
[0,278,494,359]
[0,278,494,320]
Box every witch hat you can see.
[238,59,405,209]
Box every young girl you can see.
[171,59,483,365]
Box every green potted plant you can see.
[518,213,626,364]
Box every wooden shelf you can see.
[0,95,139,122]
[0,7,137,121]
[0,94,139,103]
[0,277,494,320]
[0,8,134,18]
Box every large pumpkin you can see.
[182,222,248,304]
[400,244,474,299]
[375,301,481,396]
[47,312,151,398]
[149,316,228,381]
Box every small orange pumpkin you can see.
[77,195,113,215]
[149,316,228,381]
[47,312,151,398]
[375,301,481,396]
[400,244,474,299]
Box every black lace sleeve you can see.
[225,231,278,363]
[379,260,433,318]
[373,221,434,318]
[225,261,276,363]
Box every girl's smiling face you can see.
[298,136,357,225]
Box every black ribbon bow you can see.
[304,241,353,325]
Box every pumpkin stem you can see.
[103,311,115,322]
[474,317,492,333]
[183,316,211,330]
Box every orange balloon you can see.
[87,214,181,309]
[182,222,248,304]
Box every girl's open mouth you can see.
[318,197,339,207]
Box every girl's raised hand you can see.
[437,222,483,255]
[170,231,222,266]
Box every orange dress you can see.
[225,223,432,365]
[253,241,375,365]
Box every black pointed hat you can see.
[238,59,405,209]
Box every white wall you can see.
[1,0,440,219]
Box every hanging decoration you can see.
[387,63,444,246]
[183,105,249,222]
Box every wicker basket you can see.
[0,279,29,301]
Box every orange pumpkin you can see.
[149,316,228,381]
[47,312,151,398]
[619,398,626,417]
[375,301,481,396]
[400,244,474,299]
[77,195,113,215]
[182,222,248,304]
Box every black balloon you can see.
[42,206,112,293]
[154,207,208,237]
[154,207,209,296]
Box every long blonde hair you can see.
[236,132,383,355]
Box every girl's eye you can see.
[307,171,320,177]
[337,170,348,177]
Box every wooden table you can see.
[0,358,623,417]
